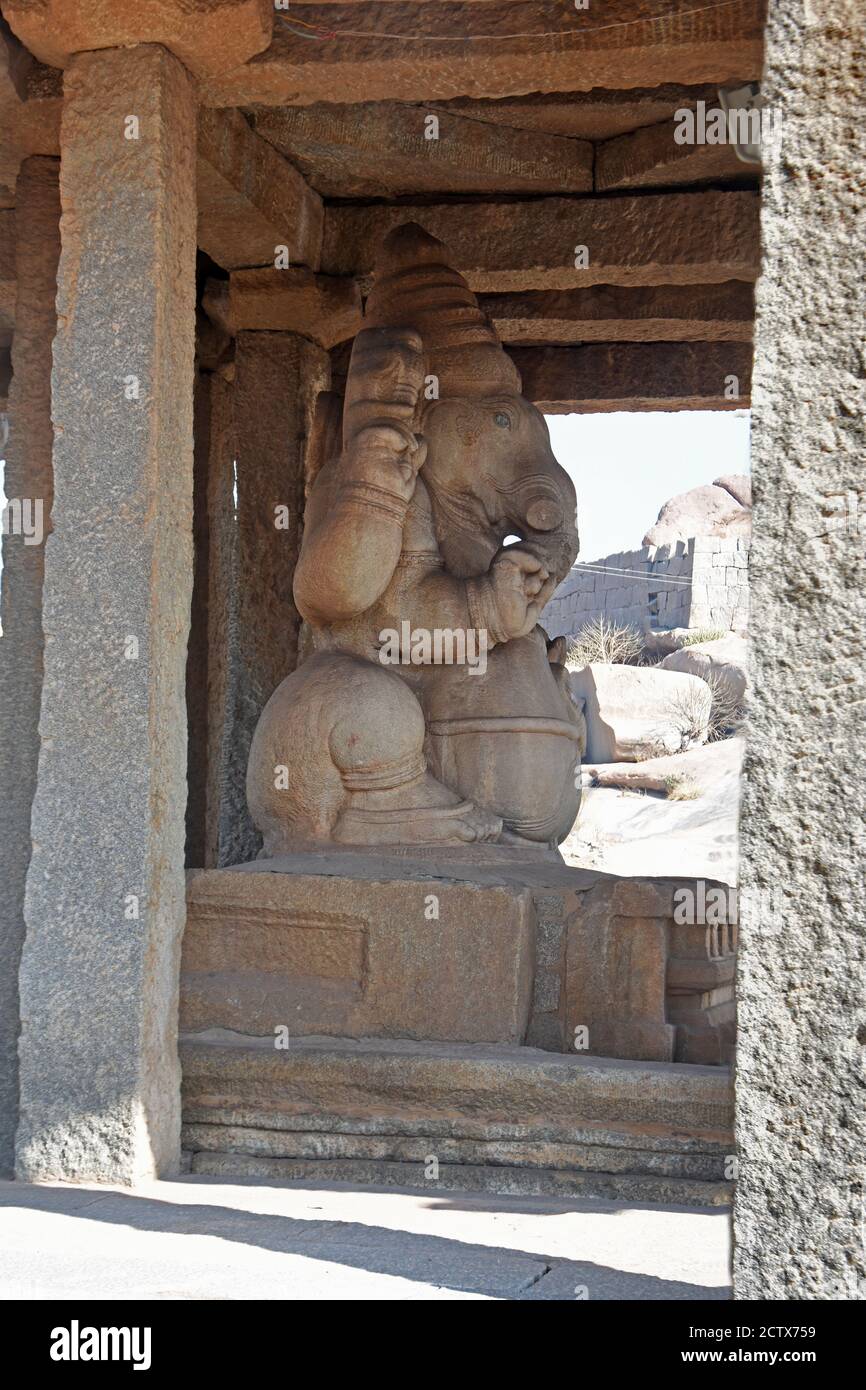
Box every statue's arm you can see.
[390,548,557,649]
[294,425,423,625]
[294,327,427,627]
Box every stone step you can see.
[180,1031,733,1204]
[182,1120,729,1181]
[186,1152,731,1207]
[181,1031,733,1134]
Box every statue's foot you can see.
[335,771,502,846]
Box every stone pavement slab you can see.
[0,1177,730,1301]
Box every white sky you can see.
[546,409,751,562]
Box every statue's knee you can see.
[329,666,425,781]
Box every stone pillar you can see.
[15,46,196,1182]
[734,1,865,1298]
[184,365,215,871]
[0,156,59,1177]
[204,332,328,868]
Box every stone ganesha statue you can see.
[247,223,584,853]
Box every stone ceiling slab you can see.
[203,0,766,106]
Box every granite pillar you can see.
[734,0,865,1299]
[0,156,59,1175]
[16,47,196,1182]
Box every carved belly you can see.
[419,632,582,842]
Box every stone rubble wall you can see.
[543,535,749,639]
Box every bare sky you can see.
[546,409,752,563]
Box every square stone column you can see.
[0,156,60,1177]
[15,46,197,1182]
[734,0,865,1299]
[201,332,328,867]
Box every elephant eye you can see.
[493,411,512,429]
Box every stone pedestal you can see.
[182,866,536,1044]
[180,855,736,1066]
[15,46,196,1183]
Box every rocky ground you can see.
[564,731,743,886]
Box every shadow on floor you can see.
[0,1178,730,1301]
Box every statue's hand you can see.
[484,547,557,641]
[342,420,428,503]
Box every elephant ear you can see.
[341,325,426,449]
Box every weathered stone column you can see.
[0,156,59,1177]
[16,46,196,1182]
[204,332,328,866]
[734,0,865,1297]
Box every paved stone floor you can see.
[0,1177,731,1300]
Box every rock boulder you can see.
[570,664,711,762]
[660,633,749,705]
[643,479,751,547]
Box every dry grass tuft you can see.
[566,616,643,669]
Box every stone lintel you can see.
[197,107,323,272]
[201,1,766,106]
[215,268,362,347]
[323,192,761,291]
[510,342,753,412]
[16,45,197,1183]
[440,85,737,143]
[479,282,755,344]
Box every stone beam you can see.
[197,107,323,272]
[2,0,273,78]
[2,81,753,167]
[205,269,362,348]
[509,342,753,412]
[204,1,766,106]
[252,104,592,197]
[16,46,197,1184]
[0,158,59,1177]
[322,191,760,291]
[441,84,732,141]
[479,282,755,344]
[596,117,748,191]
